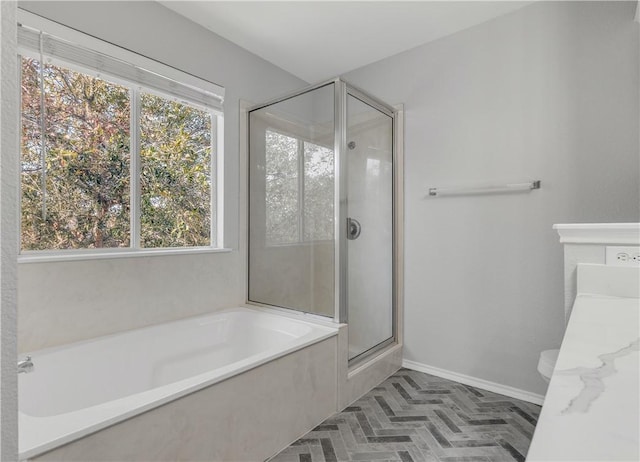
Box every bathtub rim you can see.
[19,305,338,460]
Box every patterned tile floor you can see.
[269,368,541,462]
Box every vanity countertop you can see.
[527,292,639,461]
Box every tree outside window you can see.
[20,57,215,251]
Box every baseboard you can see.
[402,359,545,406]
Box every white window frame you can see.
[17,10,228,263]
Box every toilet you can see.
[537,349,559,383]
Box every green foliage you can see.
[140,93,211,248]
[20,58,213,251]
[21,58,130,250]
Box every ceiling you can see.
[161,1,533,83]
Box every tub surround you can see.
[18,253,243,353]
[20,304,405,461]
[527,264,639,461]
[19,307,338,460]
[29,336,338,461]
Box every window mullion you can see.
[130,88,141,249]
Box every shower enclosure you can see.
[248,79,399,363]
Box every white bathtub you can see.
[19,306,337,460]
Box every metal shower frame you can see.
[247,77,402,364]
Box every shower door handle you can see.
[347,218,361,240]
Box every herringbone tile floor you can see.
[270,368,541,462]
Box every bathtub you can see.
[19,306,338,460]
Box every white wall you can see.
[17,1,306,352]
[0,2,19,459]
[344,1,639,396]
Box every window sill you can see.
[18,247,233,264]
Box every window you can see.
[18,22,224,256]
[265,129,333,245]
[21,58,132,250]
[140,93,212,248]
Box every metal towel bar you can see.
[428,180,541,197]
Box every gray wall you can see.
[1,2,19,459]
[344,1,639,395]
[17,1,306,352]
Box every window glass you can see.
[265,130,299,245]
[303,141,334,241]
[20,58,130,250]
[140,93,212,248]
[264,130,334,245]
[20,55,218,254]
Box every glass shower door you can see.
[248,84,336,317]
[346,93,394,361]
[247,80,396,360]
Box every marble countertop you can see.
[527,289,639,461]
